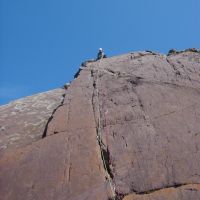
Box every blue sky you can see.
[0,0,200,105]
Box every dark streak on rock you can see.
[42,93,66,138]
[135,183,195,195]
[102,148,114,179]
[129,76,143,86]
[166,58,178,72]
[91,69,115,183]
[74,68,83,79]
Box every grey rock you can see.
[0,88,65,155]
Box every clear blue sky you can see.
[0,0,200,105]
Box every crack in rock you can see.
[121,183,200,200]
[134,183,199,195]
[42,93,66,138]
[91,69,116,199]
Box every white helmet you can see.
[99,48,103,51]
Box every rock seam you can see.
[91,68,117,200]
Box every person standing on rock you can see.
[97,48,107,60]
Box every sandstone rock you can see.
[0,49,200,200]
[122,184,200,200]
[0,88,65,155]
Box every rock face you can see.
[0,89,65,154]
[0,49,200,200]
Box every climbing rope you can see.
[95,61,116,199]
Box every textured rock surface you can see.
[0,88,65,155]
[0,49,200,200]
[123,184,200,200]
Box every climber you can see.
[96,48,107,60]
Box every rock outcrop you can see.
[0,49,200,200]
[0,89,65,154]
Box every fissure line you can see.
[94,66,116,199]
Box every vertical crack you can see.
[102,148,114,179]
[91,69,116,199]
[61,136,71,192]
[68,162,72,183]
